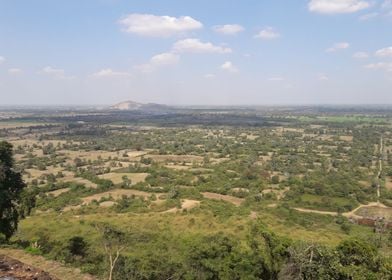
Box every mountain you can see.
[109,100,170,112]
[110,101,143,110]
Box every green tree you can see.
[0,141,26,241]
[67,236,88,257]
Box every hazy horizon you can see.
[1,0,392,105]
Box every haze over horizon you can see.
[1,0,392,106]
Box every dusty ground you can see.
[201,192,244,206]
[98,172,148,185]
[164,199,201,213]
[0,254,56,280]
[0,249,95,280]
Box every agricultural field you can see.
[1,107,392,279]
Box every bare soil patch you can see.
[201,192,244,206]
[0,248,95,280]
[164,199,201,213]
[0,254,57,280]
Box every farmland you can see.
[1,106,392,279]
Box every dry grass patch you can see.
[46,188,70,197]
[127,150,149,159]
[355,206,392,221]
[60,177,98,189]
[98,172,148,185]
[164,199,201,213]
[202,192,244,206]
[146,154,203,163]
[165,164,191,170]
[339,135,353,142]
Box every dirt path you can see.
[0,248,96,280]
[293,202,388,219]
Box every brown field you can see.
[201,192,244,206]
[98,172,149,185]
[145,154,203,163]
[339,135,353,142]
[0,122,59,129]
[127,150,149,159]
[355,206,392,221]
[165,164,191,170]
[81,189,162,204]
[59,150,126,161]
[9,139,69,147]
[165,199,201,213]
[59,176,98,189]
[24,167,65,183]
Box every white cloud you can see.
[365,62,392,72]
[221,61,238,73]
[204,74,216,79]
[308,0,370,14]
[326,42,350,52]
[353,51,369,59]
[213,24,244,35]
[254,27,280,40]
[317,73,329,81]
[41,66,74,80]
[119,14,202,37]
[173,38,232,54]
[0,56,5,64]
[138,52,180,73]
[92,69,132,78]
[150,52,180,66]
[375,47,392,57]
[8,68,22,74]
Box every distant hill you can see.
[109,101,169,112]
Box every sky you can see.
[0,0,392,106]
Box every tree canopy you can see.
[0,141,26,240]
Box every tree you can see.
[271,175,280,184]
[0,141,26,241]
[95,223,126,280]
[67,236,88,257]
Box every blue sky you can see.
[0,0,391,105]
